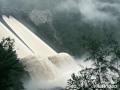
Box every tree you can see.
[0,38,25,90]
[66,33,120,90]
[66,68,97,90]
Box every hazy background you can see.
[0,0,120,57]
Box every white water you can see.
[1,15,81,90]
[49,53,80,71]
[21,55,58,81]
[22,53,80,90]
[1,15,118,90]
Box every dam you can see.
[0,15,80,89]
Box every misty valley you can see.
[0,0,120,90]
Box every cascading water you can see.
[20,55,58,81]
[49,53,80,71]
[21,53,80,90]
[1,15,81,90]
[20,53,80,81]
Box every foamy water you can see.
[21,55,58,81]
[21,53,81,90]
[1,15,81,90]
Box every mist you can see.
[1,0,120,90]
[0,0,120,24]
[56,0,120,23]
[1,0,120,55]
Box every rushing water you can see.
[0,16,81,90]
[21,53,80,90]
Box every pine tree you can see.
[0,38,25,90]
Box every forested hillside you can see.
[0,0,120,57]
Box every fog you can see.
[0,0,60,11]
[1,0,120,22]
[1,1,120,90]
[1,0,120,53]
[56,0,120,23]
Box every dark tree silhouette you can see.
[0,38,25,90]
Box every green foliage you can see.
[0,38,25,90]
[66,33,120,90]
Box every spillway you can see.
[2,15,57,56]
[1,15,81,89]
[0,22,34,58]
